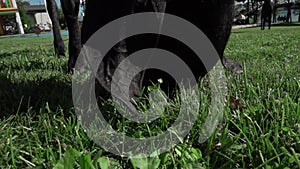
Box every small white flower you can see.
[158,78,163,84]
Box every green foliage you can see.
[130,157,161,169]
[16,0,34,28]
[57,7,64,19]
[54,146,82,169]
[54,146,96,169]
[98,157,123,169]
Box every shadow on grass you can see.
[0,49,32,60]
[0,75,73,118]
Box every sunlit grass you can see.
[0,24,299,168]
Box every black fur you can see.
[81,0,242,100]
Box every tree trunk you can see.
[246,0,251,23]
[272,1,277,23]
[45,0,65,56]
[286,0,292,22]
[254,1,259,23]
[273,8,277,23]
[60,0,81,72]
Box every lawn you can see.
[0,24,299,168]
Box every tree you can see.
[16,0,34,29]
[296,0,300,21]
[235,0,267,23]
[236,1,278,29]
[273,0,279,22]
[57,7,64,19]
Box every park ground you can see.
[0,23,299,168]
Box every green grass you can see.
[0,25,299,168]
